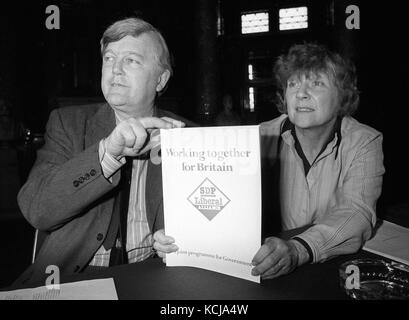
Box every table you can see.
[61,250,380,300]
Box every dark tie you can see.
[104,157,133,266]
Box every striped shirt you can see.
[260,114,385,263]
[89,116,154,267]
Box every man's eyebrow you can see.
[121,51,145,59]
[103,49,144,59]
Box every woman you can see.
[251,43,385,279]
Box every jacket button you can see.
[84,173,90,180]
[73,180,79,187]
[78,176,84,183]
[97,233,104,241]
[90,169,96,176]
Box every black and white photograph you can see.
[0,0,408,306]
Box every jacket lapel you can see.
[145,107,174,232]
[145,107,168,232]
[146,160,163,232]
[85,103,118,235]
[85,103,116,148]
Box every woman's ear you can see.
[156,69,171,93]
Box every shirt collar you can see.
[281,116,342,148]
[114,107,156,125]
[280,116,343,169]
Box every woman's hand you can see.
[251,237,308,279]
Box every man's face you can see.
[101,34,169,116]
[285,71,339,130]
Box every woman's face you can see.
[285,71,340,131]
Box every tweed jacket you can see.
[15,103,190,286]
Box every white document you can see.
[161,125,261,283]
[0,278,118,300]
[363,220,409,265]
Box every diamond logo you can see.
[187,178,230,221]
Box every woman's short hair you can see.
[274,43,359,116]
[100,17,172,77]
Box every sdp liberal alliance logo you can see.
[188,178,230,221]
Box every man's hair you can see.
[100,17,173,77]
[274,43,359,116]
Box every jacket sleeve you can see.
[17,109,120,231]
[295,134,385,262]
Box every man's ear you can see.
[156,69,171,93]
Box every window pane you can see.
[241,11,269,34]
[248,64,254,80]
[248,59,273,81]
[248,87,255,112]
[279,7,308,31]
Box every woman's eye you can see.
[287,81,299,89]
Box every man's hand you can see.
[105,116,185,160]
[251,237,308,279]
[153,229,178,263]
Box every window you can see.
[248,64,254,80]
[248,87,255,112]
[279,6,308,31]
[245,57,274,114]
[241,11,269,34]
[217,0,224,36]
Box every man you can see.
[16,17,189,285]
